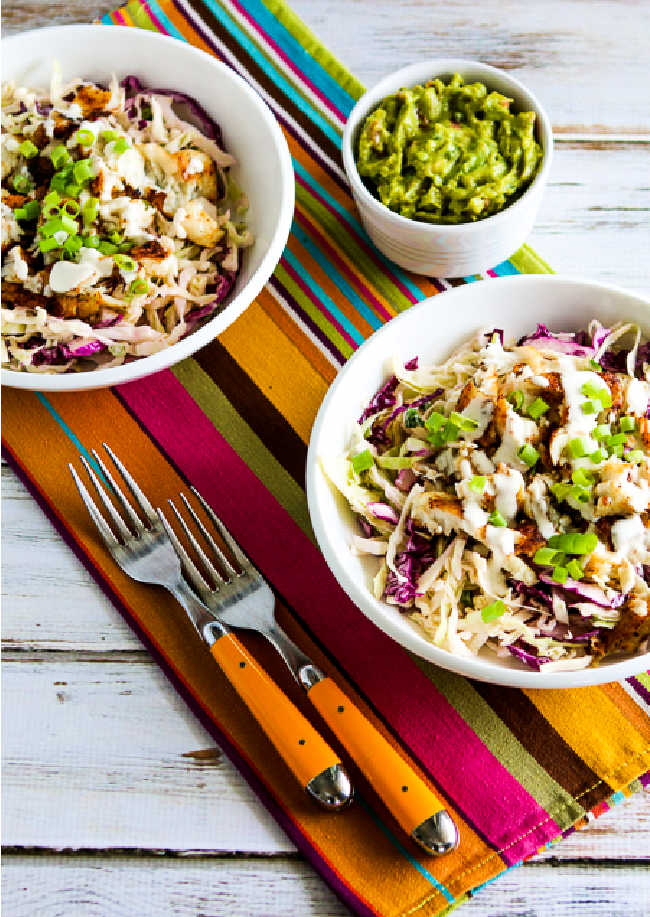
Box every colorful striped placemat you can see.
[3,1,649,914]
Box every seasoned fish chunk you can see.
[592,594,650,658]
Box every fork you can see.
[69,445,352,810]
[160,487,459,856]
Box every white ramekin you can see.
[341,59,553,277]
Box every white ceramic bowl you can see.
[2,26,294,391]
[341,59,553,277]
[307,275,650,688]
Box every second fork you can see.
[161,488,459,856]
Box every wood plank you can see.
[3,855,650,917]
[3,0,650,131]
[1,654,292,853]
[529,144,650,298]
[3,655,650,859]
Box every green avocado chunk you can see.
[355,73,543,224]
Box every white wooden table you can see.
[3,1,650,913]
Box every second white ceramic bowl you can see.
[2,26,294,392]
[342,59,553,278]
[307,274,650,689]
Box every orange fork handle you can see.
[210,633,340,789]
[308,676,445,834]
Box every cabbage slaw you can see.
[327,321,650,671]
[1,70,253,373]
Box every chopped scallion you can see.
[626,449,644,464]
[424,411,445,432]
[552,565,568,584]
[527,397,550,420]
[507,390,524,411]
[72,158,95,184]
[619,415,637,434]
[75,129,95,147]
[481,600,506,623]
[114,253,136,271]
[566,559,584,580]
[404,408,420,429]
[128,278,149,296]
[12,174,32,193]
[488,510,507,527]
[534,547,559,566]
[19,140,39,158]
[449,411,479,431]
[468,476,486,493]
[352,450,373,474]
[518,444,539,467]
[571,467,594,488]
[567,438,587,458]
[50,144,71,169]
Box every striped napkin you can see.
[3,1,649,914]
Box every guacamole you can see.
[355,73,543,224]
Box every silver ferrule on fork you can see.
[169,576,229,646]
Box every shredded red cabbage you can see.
[120,76,224,146]
[538,574,624,608]
[518,324,594,357]
[507,643,552,670]
[31,340,107,366]
[395,468,417,492]
[359,375,400,424]
[404,356,419,371]
[359,517,374,538]
[510,579,553,609]
[367,503,400,524]
[384,529,436,607]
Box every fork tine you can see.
[79,455,132,543]
[90,449,144,534]
[69,464,120,549]
[102,443,158,525]
[169,497,225,586]
[190,487,250,573]
[179,492,238,579]
[156,507,211,597]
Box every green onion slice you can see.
[552,565,568,584]
[114,253,136,271]
[128,278,149,296]
[449,411,479,431]
[527,397,550,420]
[75,129,95,147]
[619,416,637,434]
[507,390,524,411]
[481,600,506,623]
[50,144,71,169]
[518,444,539,467]
[626,449,644,464]
[424,411,445,432]
[534,547,559,566]
[488,510,507,527]
[19,140,39,158]
[352,450,373,473]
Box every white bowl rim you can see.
[1,25,295,391]
[306,273,650,689]
[341,58,553,236]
